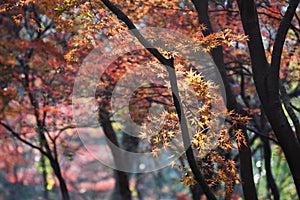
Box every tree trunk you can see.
[263,139,280,200]
[236,128,258,200]
[101,115,132,200]
[50,159,70,200]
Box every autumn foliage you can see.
[0,0,300,200]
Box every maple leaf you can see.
[171,161,177,168]
[167,131,175,138]
[235,129,247,148]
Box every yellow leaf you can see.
[47,178,55,190]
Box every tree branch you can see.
[280,84,300,143]
[269,0,300,98]
[0,121,49,156]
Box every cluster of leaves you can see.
[193,28,249,52]
[138,67,248,195]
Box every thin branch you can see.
[288,85,300,98]
[0,122,49,156]
[291,104,300,113]
[246,126,278,145]
[258,11,300,33]
[142,2,193,12]
[224,61,253,76]
[239,66,250,108]
[100,0,171,66]
[280,84,300,143]
[53,125,76,141]
[44,128,55,143]
[225,119,278,144]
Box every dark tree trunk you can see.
[101,114,132,200]
[50,159,70,200]
[263,139,280,200]
[190,184,203,200]
[236,127,258,200]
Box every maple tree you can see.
[0,0,300,200]
[0,1,85,199]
